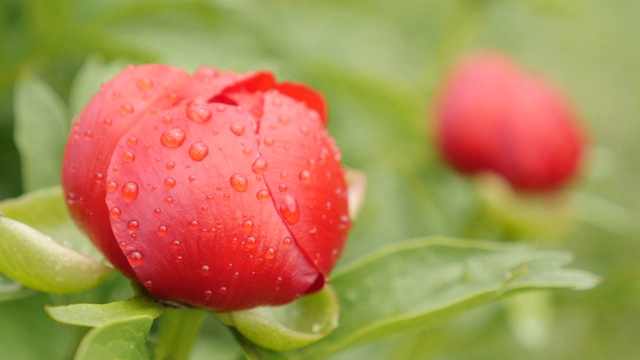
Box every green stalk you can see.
[155,308,208,360]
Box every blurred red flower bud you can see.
[434,52,586,192]
[62,64,351,311]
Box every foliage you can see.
[1,0,638,359]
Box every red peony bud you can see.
[434,52,586,192]
[62,65,351,312]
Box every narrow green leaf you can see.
[46,297,164,327]
[69,56,126,116]
[0,186,102,260]
[13,71,69,191]
[74,315,155,360]
[287,237,598,359]
[218,286,339,351]
[0,216,112,294]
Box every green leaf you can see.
[69,56,126,116]
[0,216,112,294]
[285,237,598,359]
[74,315,155,360]
[0,186,102,260]
[46,297,164,327]
[218,286,339,351]
[47,297,164,360]
[13,71,69,191]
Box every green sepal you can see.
[0,216,112,295]
[217,285,339,351]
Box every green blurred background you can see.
[1,0,639,359]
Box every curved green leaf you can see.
[46,297,164,327]
[0,186,102,260]
[13,71,69,191]
[0,216,112,294]
[282,237,599,359]
[74,315,155,360]
[218,286,339,351]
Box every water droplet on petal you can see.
[204,290,213,300]
[252,158,268,174]
[242,219,254,231]
[127,137,138,146]
[230,173,248,192]
[109,207,122,219]
[95,172,104,184]
[166,161,176,170]
[219,287,228,295]
[164,197,173,205]
[121,182,139,202]
[137,78,154,90]
[106,181,118,193]
[256,189,270,201]
[265,247,276,260]
[118,241,127,249]
[162,115,172,124]
[122,151,135,162]
[263,137,274,146]
[127,220,139,231]
[171,240,181,250]
[279,194,300,225]
[230,123,245,136]
[127,251,144,267]
[299,170,311,184]
[186,102,212,123]
[242,147,252,156]
[246,236,256,249]
[278,116,289,124]
[164,177,176,189]
[161,128,186,148]
[283,237,292,248]
[201,265,210,276]
[278,184,287,192]
[120,104,134,116]
[188,142,209,161]
[157,225,167,236]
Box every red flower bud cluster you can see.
[435,52,585,192]
[62,65,351,311]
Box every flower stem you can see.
[155,308,208,360]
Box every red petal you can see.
[105,102,319,312]
[63,64,192,278]
[63,65,270,279]
[275,82,328,125]
[256,91,350,277]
